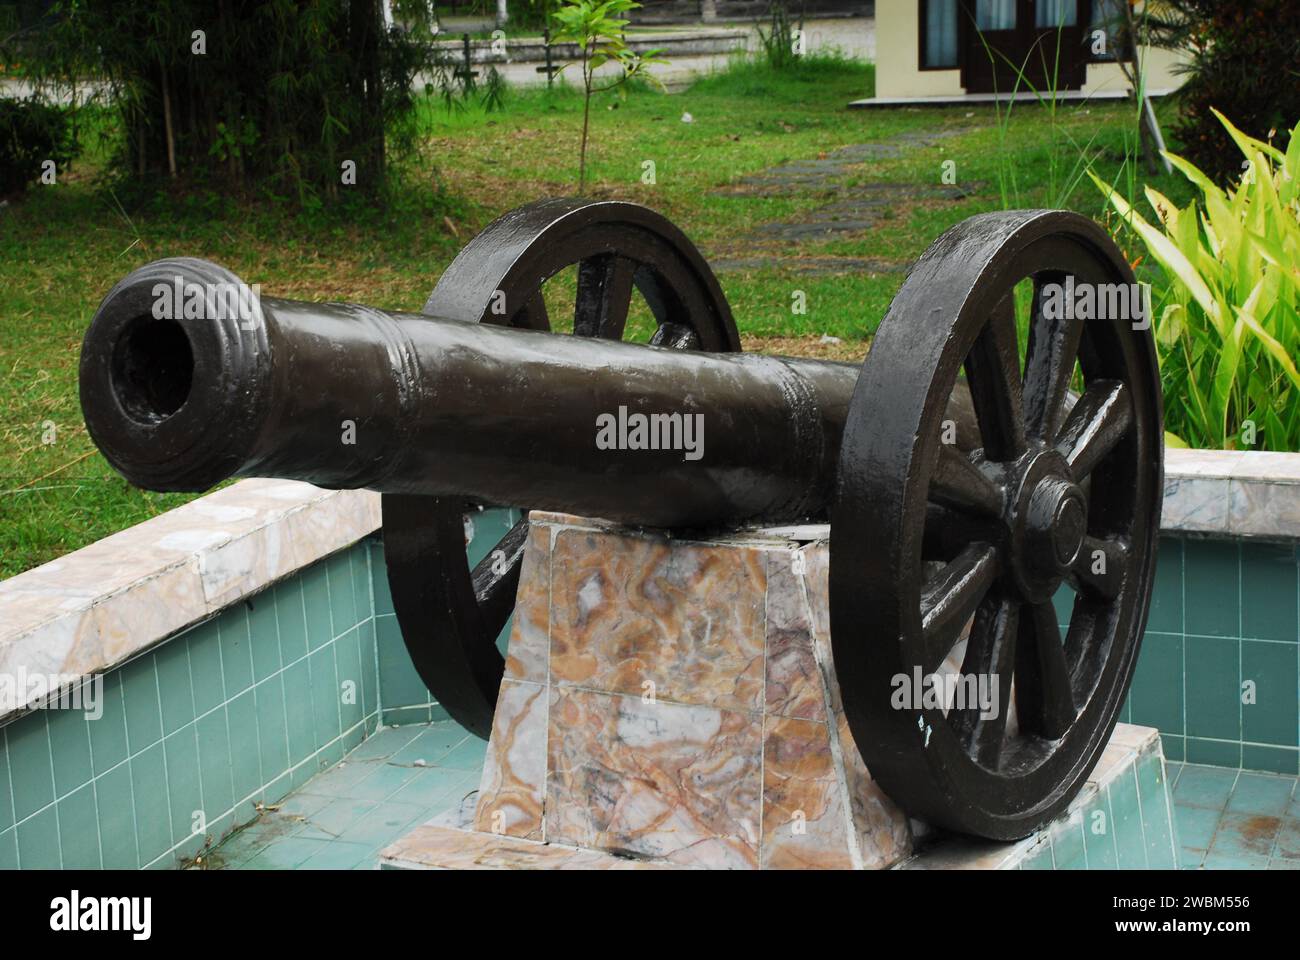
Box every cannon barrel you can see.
[80,258,877,528]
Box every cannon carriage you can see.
[79,198,1162,841]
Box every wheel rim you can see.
[830,210,1163,839]
[383,198,740,738]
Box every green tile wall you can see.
[0,539,379,870]
[1113,537,1300,776]
[1019,742,1178,869]
[369,522,1299,776]
[3,521,1294,870]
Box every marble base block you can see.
[383,512,913,870]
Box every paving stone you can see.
[708,128,984,274]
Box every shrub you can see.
[1092,110,1300,451]
[1151,1,1300,185]
[11,1,444,202]
[0,97,79,199]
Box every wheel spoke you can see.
[511,291,550,331]
[574,254,635,340]
[922,542,1000,674]
[1014,602,1076,739]
[649,321,700,350]
[1071,535,1129,601]
[469,517,530,642]
[1055,380,1132,478]
[922,503,1003,561]
[1022,272,1083,442]
[964,295,1027,461]
[931,444,1004,519]
[952,594,1018,768]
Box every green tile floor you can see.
[1170,764,1300,870]
[208,721,485,870]
[207,723,1300,870]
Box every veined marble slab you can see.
[453,515,913,869]
[380,723,1171,871]
[1163,448,1300,539]
[380,824,684,870]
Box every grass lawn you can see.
[0,55,1194,578]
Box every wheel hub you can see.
[1005,448,1085,603]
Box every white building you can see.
[867,1,1187,104]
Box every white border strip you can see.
[0,479,380,721]
[1162,448,1300,540]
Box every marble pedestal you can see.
[378,513,1175,870]
[385,512,911,869]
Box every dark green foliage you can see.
[1147,1,1300,184]
[8,1,443,202]
[481,64,508,112]
[505,0,556,31]
[0,97,80,198]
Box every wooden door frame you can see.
[956,0,1089,94]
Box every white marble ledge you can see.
[0,479,381,722]
[1164,448,1300,539]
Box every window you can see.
[1037,0,1078,28]
[975,0,1016,30]
[921,0,959,69]
[1089,0,1127,61]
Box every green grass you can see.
[0,55,1193,577]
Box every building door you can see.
[960,0,1087,94]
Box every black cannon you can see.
[79,199,1162,840]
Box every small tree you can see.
[551,0,662,194]
[756,0,804,70]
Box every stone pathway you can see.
[709,128,982,275]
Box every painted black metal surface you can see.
[78,202,855,738]
[829,209,1162,840]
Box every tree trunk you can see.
[160,64,177,178]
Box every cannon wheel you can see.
[382,198,742,739]
[829,210,1163,840]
